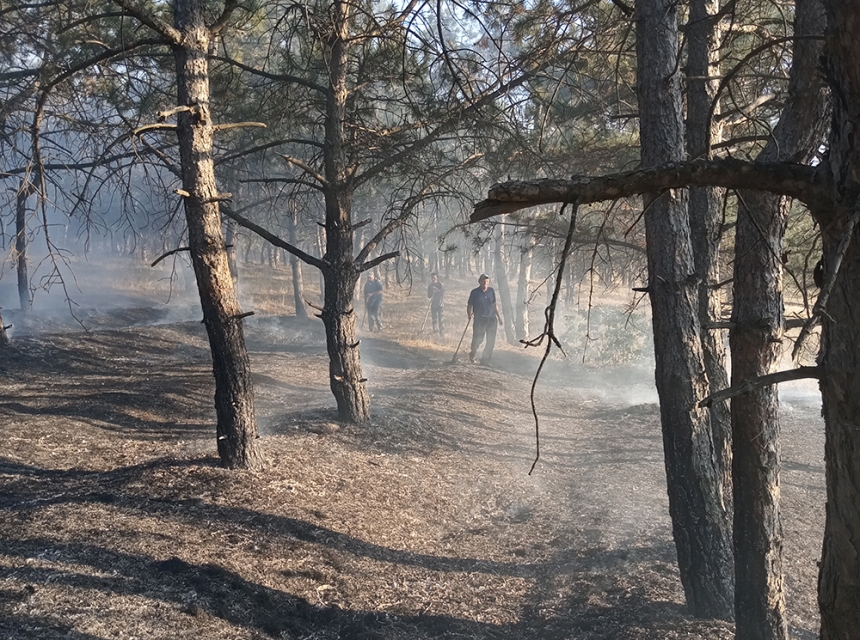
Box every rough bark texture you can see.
[321,0,371,424]
[636,0,734,619]
[817,0,860,635]
[730,1,827,636]
[686,0,731,514]
[730,190,789,640]
[173,0,262,470]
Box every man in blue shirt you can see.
[466,274,502,365]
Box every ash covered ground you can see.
[0,262,824,639]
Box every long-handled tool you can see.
[420,302,432,333]
[451,316,472,363]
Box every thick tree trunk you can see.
[321,0,371,424]
[730,191,789,640]
[817,2,860,635]
[16,180,31,312]
[686,0,731,513]
[730,1,826,636]
[172,0,262,470]
[636,0,734,619]
[515,236,534,342]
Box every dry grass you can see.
[0,259,824,639]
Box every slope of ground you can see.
[0,265,825,640]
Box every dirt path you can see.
[0,309,825,639]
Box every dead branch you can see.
[362,252,399,272]
[157,105,196,120]
[151,247,190,267]
[212,122,267,132]
[220,204,326,270]
[699,366,821,407]
[231,311,255,321]
[523,201,578,475]
[472,158,832,221]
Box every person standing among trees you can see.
[427,272,445,335]
[467,274,502,365]
[363,272,384,332]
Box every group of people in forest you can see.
[362,271,502,366]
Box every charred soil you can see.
[0,268,824,640]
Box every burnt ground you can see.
[0,267,825,640]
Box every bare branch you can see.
[220,204,326,270]
[472,158,832,221]
[361,252,399,272]
[212,121,267,131]
[151,247,191,267]
[280,154,326,186]
[699,366,821,407]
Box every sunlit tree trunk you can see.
[636,0,734,618]
[493,220,516,344]
[515,236,534,341]
[172,0,262,469]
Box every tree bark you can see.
[515,236,534,342]
[636,0,734,618]
[816,1,860,635]
[287,202,308,320]
[172,0,262,470]
[730,0,827,636]
[493,221,516,344]
[16,180,32,313]
[321,0,371,424]
[686,0,731,514]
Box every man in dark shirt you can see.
[427,273,445,335]
[363,272,384,331]
[466,274,502,365]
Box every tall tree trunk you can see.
[493,221,516,344]
[686,0,731,514]
[16,180,32,313]
[515,236,534,342]
[816,0,860,635]
[636,0,734,618]
[321,0,371,424]
[730,0,827,636]
[172,0,262,470]
[287,202,308,320]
